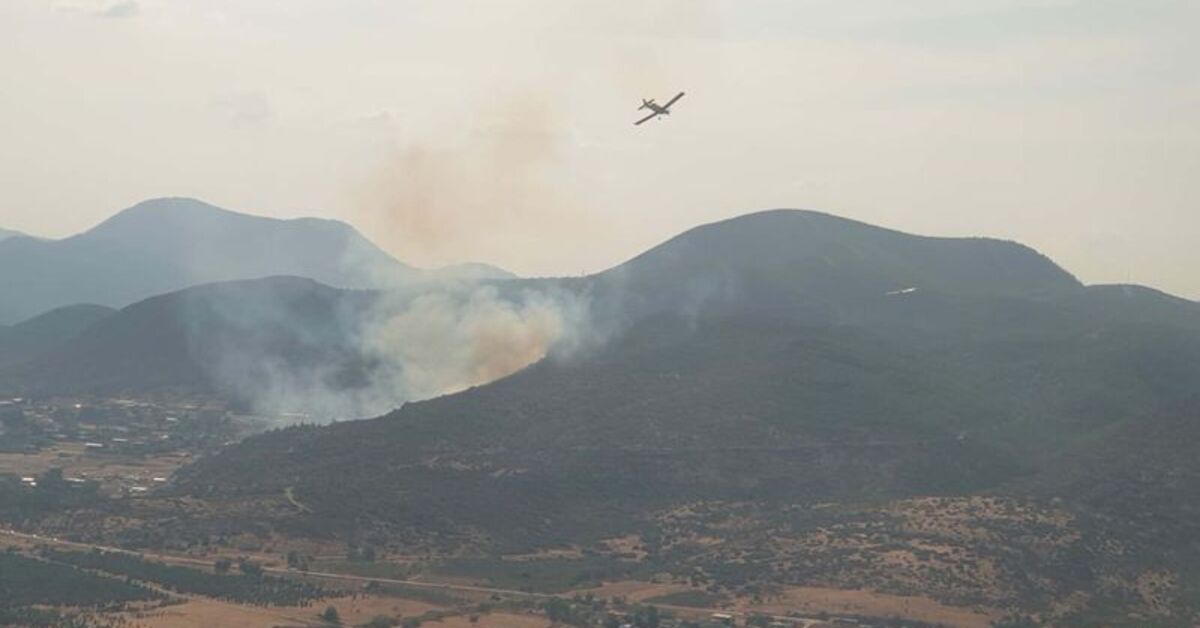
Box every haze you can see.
[2,0,1197,297]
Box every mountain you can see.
[11,208,1198,622]
[0,198,512,324]
[8,209,1198,419]
[0,227,26,242]
[174,292,1200,536]
[0,277,379,403]
[0,304,115,369]
[165,215,1195,514]
[589,209,1080,322]
[0,210,1092,401]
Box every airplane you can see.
[634,91,685,125]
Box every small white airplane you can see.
[634,91,685,125]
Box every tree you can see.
[38,468,67,492]
[544,598,573,623]
[632,605,660,628]
[287,550,310,570]
[214,558,231,574]
[321,605,341,624]
[237,557,263,577]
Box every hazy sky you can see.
[2,0,1197,296]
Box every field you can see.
[740,587,996,628]
[0,442,191,493]
[428,556,651,593]
[120,594,444,628]
[1,534,552,628]
[0,551,165,607]
[0,513,1026,628]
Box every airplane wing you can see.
[662,91,685,108]
[634,112,658,126]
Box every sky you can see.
[1,0,1198,297]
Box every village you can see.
[0,395,279,496]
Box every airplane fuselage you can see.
[634,91,684,125]
[640,100,669,115]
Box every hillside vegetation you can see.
[11,209,1200,624]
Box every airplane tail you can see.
[639,99,652,110]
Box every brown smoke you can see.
[354,95,600,275]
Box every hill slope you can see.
[171,210,1200,529]
[0,304,115,368]
[0,277,382,407]
[588,209,1081,323]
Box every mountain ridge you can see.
[6,207,1200,623]
[0,197,512,324]
[587,209,1082,327]
[4,208,1197,403]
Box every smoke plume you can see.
[189,279,595,423]
[363,285,593,402]
[354,95,607,276]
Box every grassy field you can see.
[429,556,650,593]
[642,590,731,608]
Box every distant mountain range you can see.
[0,227,27,242]
[0,197,510,324]
[6,209,1197,405]
[5,207,1200,622]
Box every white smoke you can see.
[193,279,597,423]
[362,284,594,402]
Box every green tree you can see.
[237,557,263,577]
[632,605,660,628]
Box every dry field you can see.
[425,612,551,628]
[573,580,694,603]
[575,578,996,627]
[740,586,997,628]
[121,594,442,628]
